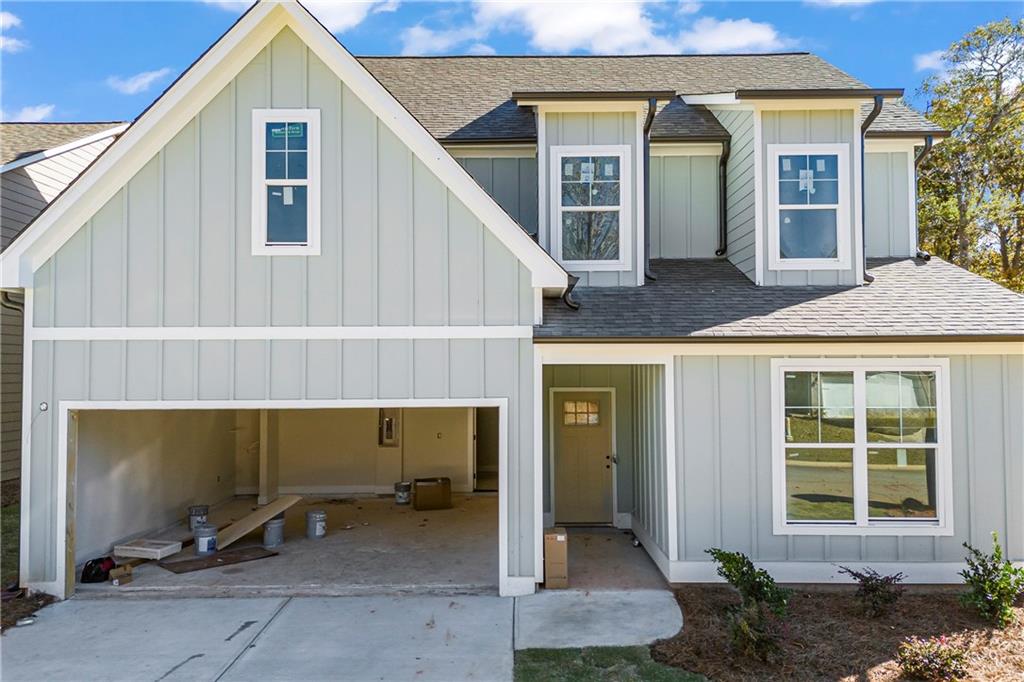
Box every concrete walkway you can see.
[1,590,682,681]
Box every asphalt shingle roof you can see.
[359,54,941,142]
[0,122,125,166]
[536,258,1023,340]
[863,101,947,137]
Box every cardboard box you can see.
[544,527,568,589]
[109,565,133,587]
[413,477,452,511]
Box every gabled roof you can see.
[0,1,567,290]
[0,122,126,166]
[537,258,1024,341]
[359,54,943,142]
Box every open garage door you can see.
[69,406,501,597]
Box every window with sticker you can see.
[768,143,849,270]
[252,109,320,255]
[550,145,631,270]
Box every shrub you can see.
[706,548,789,617]
[838,565,906,617]
[959,531,1024,627]
[727,602,783,663]
[897,635,968,681]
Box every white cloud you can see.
[400,23,487,55]
[106,67,174,95]
[0,35,28,53]
[677,2,702,15]
[914,49,945,73]
[677,17,788,53]
[0,11,21,29]
[467,42,496,56]
[1,104,55,122]
[201,0,395,32]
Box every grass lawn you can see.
[515,646,703,682]
[651,584,1024,681]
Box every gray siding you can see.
[542,365,635,516]
[542,111,640,287]
[649,154,719,259]
[708,108,756,280]
[760,109,859,286]
[672,355,1024,565]
[634,364,669,555]
[1,294,23,482]
[23,28,539,586]
[456,156,538,236]
[865,151,914,258]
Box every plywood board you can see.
[158,546,277,574]
[217,495,302,549]
[113,539,183,560]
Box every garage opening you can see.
[69,406,500,596]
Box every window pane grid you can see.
[556,151,625,263]
[773,148,842,262]
[779,366,943,530]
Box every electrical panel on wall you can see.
[378,408,401,447]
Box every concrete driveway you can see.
[1,590,681,681]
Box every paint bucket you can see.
[263,517,285,548]
[188,505,209,531]
[394,481,412,505]
[193,524,217,556]
[306,510,327,539]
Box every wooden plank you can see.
[217,494,302,549]
[158,547,277,574]
[113,539,183,560]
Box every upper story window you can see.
[770,358,952,536]
[550,145,632,271]
[767,143,849,271]
[251,109,320,256]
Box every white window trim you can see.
[767,143,851,271]
[549,144,632,271]
[770,358,954,536]
[251,108,321,256]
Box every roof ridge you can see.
[357,52,814,59]
[0,121,128,125]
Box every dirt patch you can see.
[1,591,56,632]
[650,584,1024,681]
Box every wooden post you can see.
[258,409,279,505]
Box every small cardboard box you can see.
[109,564,133,587]
[544,527,568,589]
[413,477,452,511]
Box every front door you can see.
[554,391,613,524]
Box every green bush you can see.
[959,531,1024,627]
[897,635,968,681]
[727,602,783,663]
[706,548,789,617]
[838,565,906,617]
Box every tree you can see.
[917,18,1024,292]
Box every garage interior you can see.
[72,406,500,596]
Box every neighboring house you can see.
[0,2,1019,600]
[0,123,127,486]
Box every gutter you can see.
[0,291,24,312]
[643,97,658,281]
[859,95,884,284]
[735,88,904,100]
[715,139,731,257]
[561,273,581,310]
[914,135,935,261]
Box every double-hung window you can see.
[252,109,320,255]
[767,143,849,270]
[550,145,631,270]
[771,359,952,535]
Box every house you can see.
[0,1,1020,600]
[1,122,127,488]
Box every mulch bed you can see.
[1,590,55,632]
[650,584,1024,681]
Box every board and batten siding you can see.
[707,108,756,281]
[865,151,914,258]
[23,27,539,586]
[1,138,117,484]
[672,355,1023,567]
[649,154,719,259]
[633,364,670,557]
[456,156,538,236]
[760,109,859,286]
[542,365,635,518]
[542,111,640,287]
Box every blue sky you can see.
[0,1,1018,123]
